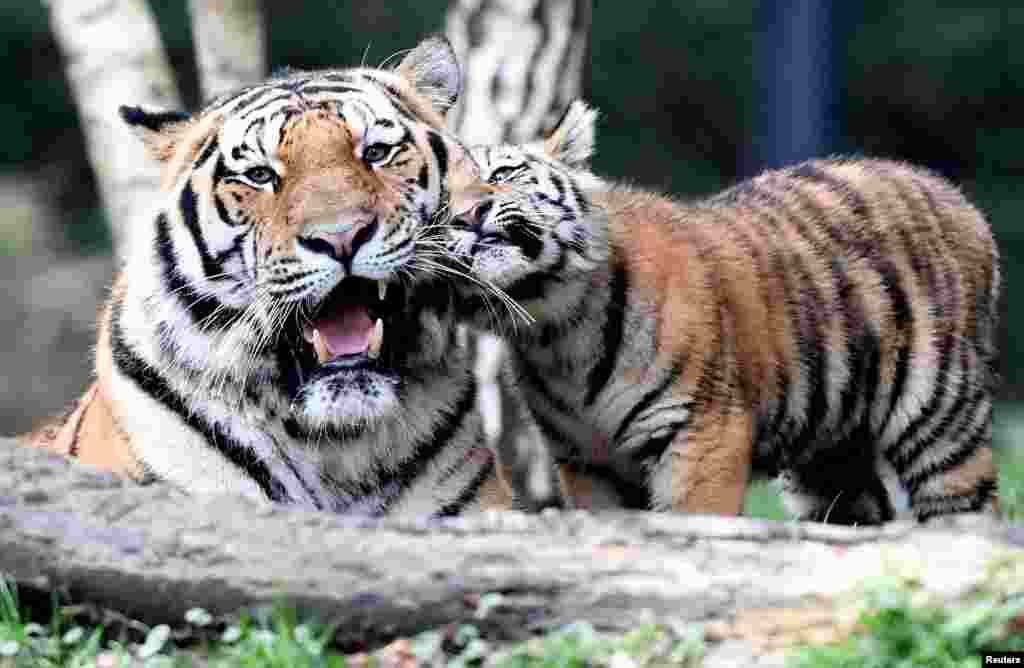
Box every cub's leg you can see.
[650,403,754,515]
[888,343,999,522]
[488,360,565,511]
[898,410,999,522]
[779,440,895,525]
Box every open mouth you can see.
[286,276,405,386]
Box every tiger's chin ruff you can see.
[292,368,401,431]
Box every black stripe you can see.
[281,415,367,443]
[195,137,219,170]
[504,215,545,260]
[530,407,579,463]
[884,306,958,467]
[426,131,449,181]
[874,171,938,440]
[376,379,478,513]
[972,476,998,510]
[517,353,574,416]
[536,280,595,347]
[214,191,234,227]
[567,174,591,215]
[791,162,869,218]
[613,354,689,442]
[212,230,249,267]
[294,84,364,97]
[914,475,997,519]
[904,401,992,495]
[137,467,162,486]
[708,206,791,444]
[238,93,293,120]
[897,347,976,474]
[181,180,228,274]
[585,257,628,405]
[503,267,563,303]
[548,171,568,204]
[436,459,495,517]
[109,298,288,502]
[219,85,276,115]
[274,441,322,510]
[118,106,191,132]
[155,212,244,331]
[319,73,358,84]
[738,184,827,451]
[785,172,864,440]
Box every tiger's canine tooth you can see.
[312,328,331,364]
[378,279,388,301]
[368,318,384,359]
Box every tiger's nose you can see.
[299,218,378,266]
[452,201,493,231]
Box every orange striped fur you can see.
[444,101,1000,523]
[19,38,520,517]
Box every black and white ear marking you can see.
[119,105,192,133]
[543,101,598,169]
[118,105,193,162]
[395,35,462,116]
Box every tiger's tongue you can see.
[309,303,374,357]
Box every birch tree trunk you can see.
[45,0,183,256]
[188,0,267,101]
[445,0,592,507]
[446,0,592,145]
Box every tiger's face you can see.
[122,37,469,430]
[445,102,606,318]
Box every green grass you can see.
[743,479,788,520]
[787,574,1024,667]
[7,569,1024,668]
[0,577,703,668]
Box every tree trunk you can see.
[45,0,183,256]
[187,0,267,101]
[446,0,592,145]
[1,439,1017,664]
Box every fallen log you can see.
[1,438,1019,663]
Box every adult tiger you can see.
[23,37,515,516]
[444,101,1001,523]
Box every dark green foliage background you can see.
[1,0,1021,398]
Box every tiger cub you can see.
[22,37,516,516]
[444,101,1001,523]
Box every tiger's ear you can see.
[118,105,194,162]
[394,35,461,117]
[543,101,598,169]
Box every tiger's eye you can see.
[244,166,276,185]
[363,143,392,163]
[489,165,523,183]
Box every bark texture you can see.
[2,439,1019,665]
[446,0,592,144]
[188,0,267,101]
[45,0,183,256]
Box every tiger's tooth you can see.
[312,328,331,364]
[378,279,388,301]
[367,318,384,360]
